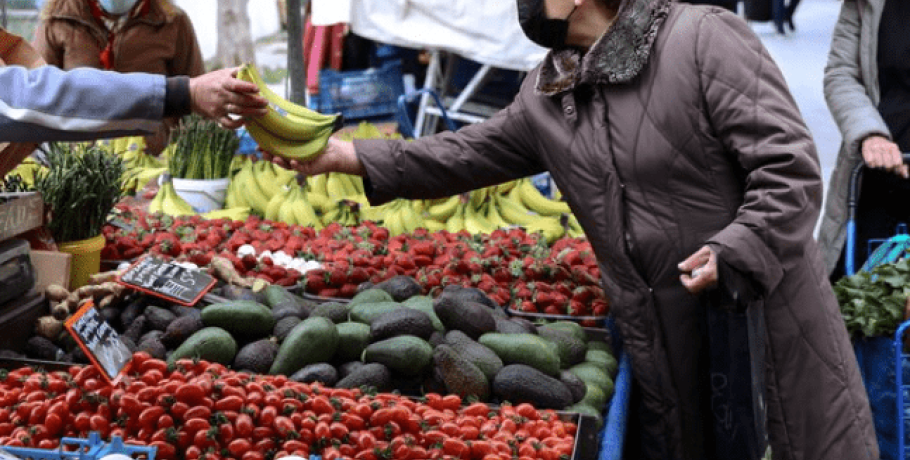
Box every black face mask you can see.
[517,0,578,49]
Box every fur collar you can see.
[535,0,672,95]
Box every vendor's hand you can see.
[862,135,907,178]
[678,246,718,294]
[261,137,365,177]
[189,67,268,130]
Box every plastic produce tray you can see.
[310,61,405,122]
[0,431,156,460]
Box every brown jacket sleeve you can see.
[31,21,63,68]
[354,98,546,205]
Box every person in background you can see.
[264,0,878,458]
[32,0,206,154]
[818,0,909,281]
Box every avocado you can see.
[586,339,613,355]
[333,322,371,363]
[580,382,609,409]
[370,308,436,342]
[167,327,237,366]
[569,362,614,393]
[337,361,366,379]
[478,333,561,376]
[136,336,167,360]
[536,326,587,368]
[145,305,178,331]
[160,314,205,348]
[26,336,62,361]
[437,285,499,309]
[585,349,619,377]
[335,362,393,391]
[349,288,394,306]
[444,330,503,381]
[433,299,496,340]
[494,317,532,334]
[270,317,339,376]
[122,314,147,344]
[170,305,203,320]
[564,403,604,428]
[401,295,445,332]
[422,366,448,395]
[362,335,433,376]
[273,316,302,342]
[202,301,276,339]
[310,302,351,324]
[428,330,446,348]
[289,362,338,386]
[492,364,574,409]
[233,339,279,374]
[271,305,307,322]
[119,297,146,330]
[560,370,588,404]
[264,284,305,311]
[349,301,406,324]
[219,284,266,303]
[433,344,490,401]
[509,317,538,334]
[539,321,587,342]
[374,275,422,301]
[100,306,121,331]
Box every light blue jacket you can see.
[0,64,165,142]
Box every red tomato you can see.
[234,413,254,438]
[175,383,207,405]
[227,438,252,458]
[214,395,243,412]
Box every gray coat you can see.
[817,0,892,273]
[356,1,877,459]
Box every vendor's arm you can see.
[698,11,822,296]
[0,65,266,142]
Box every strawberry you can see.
[316,288,340,298]
[350,267,370,284]
[304,269,329,291]
[411,241,436,257]
[339,283,358,298]
[101,245,120,260]
[274,276,297,287]
[241,254,259,271]
[188,251,213,267]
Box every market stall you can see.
[309,0,547,136]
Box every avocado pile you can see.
[13,275,619,425]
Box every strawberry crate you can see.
[309,61,405,122]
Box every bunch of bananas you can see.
[148,178,195,217]
[237,64,342,160]
[382,199,428,236]
[4,158,46,189]
[322,199,362,227]
[224,157,297,214]
[275,184,323,229]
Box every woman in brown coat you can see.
[33,0,206,153]
[267,0,878,458]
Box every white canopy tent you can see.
[310,0,548,136]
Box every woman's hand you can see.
[261,137,365,177]
[862,135,907,178]
[678,245,718,294]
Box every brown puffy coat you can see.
[32,0,204,77]
[355,1,877,459]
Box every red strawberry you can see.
[304,269,328,291]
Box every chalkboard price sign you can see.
[117,255,216,306]
[65,301,132,384]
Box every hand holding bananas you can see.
[236,63,343,160]
[261,138,365,177]
[189,67,268,129]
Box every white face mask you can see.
[97,0,140,15]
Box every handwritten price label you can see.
[117,255,215,306]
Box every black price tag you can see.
[117,254,215,306]
[65,301,133,384]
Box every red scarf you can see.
[88,0,150,69]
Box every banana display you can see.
[148,178,196,217]
[236,63,342,160]
[224,157,297,215]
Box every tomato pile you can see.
[0,352,578,460]
[103,206,609,322]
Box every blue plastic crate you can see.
[311,61,405,122]
[1,432,156,460]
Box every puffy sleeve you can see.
[353,93,546,205]
[697,10,822,294]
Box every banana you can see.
[426,195,461,221]
[158,180,196,217]
[517,178,571,216]
[398,201,427,233]
[277,187,300,225]
[203,207,251,221]
[497,180,518,195]
[305,189,331,214]
[245,120,333,161]
[469,187,489,210]
[463,202,497,235]
[291,193,324,229]
[446,202,467,233]
[252,160,282,199]
[224,175,248,208]
[485,197,511,230]
[566,213,585,238]
[423,218,446,233]
[325,172,349,199]
[524,215,565,244]
[237,63,340,123]
[235,160,271,214]
[307,173,329,196]
[384,202,407,236]
[497,192,540,227]
[264,185,292,221]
